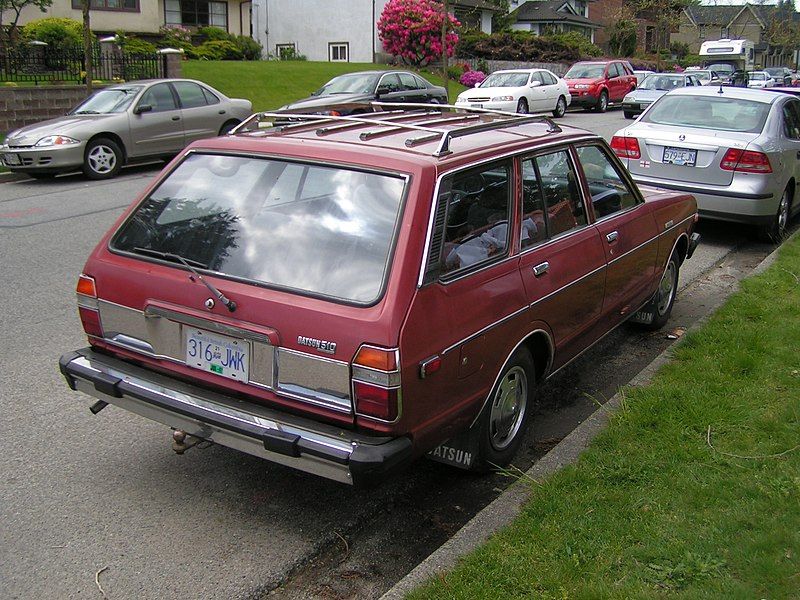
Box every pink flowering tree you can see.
[378,0,460,67]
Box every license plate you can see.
[663,146,697,167]
[185,328,249,382]
[3,153,21,166]
[470,103,483,108]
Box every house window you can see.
[71,0,139,11]
[276,43,299,60]
[329,42,349,62]
[165,0,228,29]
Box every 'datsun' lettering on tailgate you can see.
[297,335,337,354]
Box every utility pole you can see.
[82,0,92,93]
[441,0,449,101]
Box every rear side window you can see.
[437,161,512,277]
[173,81,208,109]
[112,154,406,304]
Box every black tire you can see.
[623,110,635,119]
[758,185,791,243]
[473,348,535,471]
[516,98,529,114]
[638,252,680,331]
[83,137,122,180]
[552,95,567,118]
[594,91,608,113]
[218,119,240,136]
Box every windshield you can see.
[480,72,530,88]
[111,154,406,304]
[707,63,734,75]
[748,72,766,81]
[639,75,685,91]
[316,73,381,95]
[70,86,143,114]
[642,95,770,133]
[565,64,605,79]
[693,71,711,82]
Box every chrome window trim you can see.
[416,134,601,288]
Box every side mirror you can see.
[474,82,481,88]
[134,104,153,115]
[529,81,541,88]
[376,85,390,96]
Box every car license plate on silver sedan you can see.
[185,328,249,382]
[663,146,697,167]
[3,153,21,166]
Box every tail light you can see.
[76,273,103,338]
[351,345,400,421]
[610,135,641,159]
[720,148,772,173]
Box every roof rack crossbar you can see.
[433,114,562,156]
[360,114,483,141]
[314,110,423,136]
[240,111,450,139]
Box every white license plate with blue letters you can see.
[663,146,697,167]
[185,328,249,382]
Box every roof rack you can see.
[232,102,562,158]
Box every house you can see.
[510,0,601,43]
[252,0,500,63]
[672,3,799,68]
[10,0,252,38]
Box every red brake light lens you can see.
[353,381,399,421]
[610,136,641,159]
[720,148,772,173]
[78,306,103,337]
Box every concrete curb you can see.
[380,229,798,600]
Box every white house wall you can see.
[254,0,390,62]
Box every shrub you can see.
[235,35,262,60]
[456,31,488,57]
[447,63,466,80]
[670,41,690,60]
[378,0,460,66]
[22,18,83,53]
[460,70,485,86]
[116,32,158,55]
[191,40,243,60]
[549,31,602,58]
[468,31,590,63]
[158,24,194,52]
[198,26,233,42]
[608,19,637,57]
[276,46,306,60]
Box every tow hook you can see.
[171,429,205,454]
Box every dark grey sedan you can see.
[279,70,448,115]
[0,79,252,179]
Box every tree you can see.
[378,0,460,66]
[81,0,92,92]
[0,0,52,51]
[629,0,697,55]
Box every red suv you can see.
[60,106,699,486]
[564,60,637,112]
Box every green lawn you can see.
[182,60,466,111]
[409,234,800,598]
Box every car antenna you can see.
[718,84,724,94]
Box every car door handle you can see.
[606,231,619,243]
[218,110,226,114]
[171,116,180,121]
[533,262,549,277]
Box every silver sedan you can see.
[611,86,800,240]
[0,79,252,179]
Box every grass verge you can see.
[182,60,466,111]
[408,234,800,598]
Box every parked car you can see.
[563,60,637,112]
[747,70,777,89]
[279,70,448,115]
[622,73,705,119]
[686,69,722,86]
[633,70,655,85]
[764,66,793,86]
[0,79,252,180]
[59,107,699,486]
[612,86,800,241]
[706,63,749,87]
[454,68,571,116]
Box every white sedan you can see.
[455,69,571,117]
[747,71,777,89]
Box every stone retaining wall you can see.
[0,86,100,135]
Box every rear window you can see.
[641,95,770,133]
[111,154,407,304]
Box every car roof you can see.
[210,109,598,171]
[663,86,782,104]
[494,68,547,74]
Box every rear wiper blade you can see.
[132,247,236,312]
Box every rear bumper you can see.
[568,93,599,108]
[59,347,413,487]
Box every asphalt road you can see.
[0,108,781,599]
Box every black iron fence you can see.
[0,47,164,84]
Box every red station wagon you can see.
[59,106,699,486]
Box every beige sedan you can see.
[0,79,252,180]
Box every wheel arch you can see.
[86,132,127,164]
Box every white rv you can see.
[699,39,755,87]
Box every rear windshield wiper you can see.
[132,247,236,312]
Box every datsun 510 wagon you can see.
[59,106,700,486]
